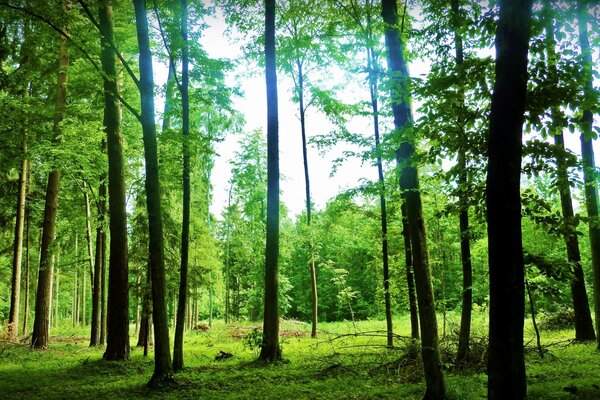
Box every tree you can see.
[31,6,69,349]
[381,0,446,398]
[8,88,28,339]
[259,0,281,362]
[98,0,131,360]
[173,0,190,372]
[448,0,475,363]
[543,2,595,342]
[132,0,174,385]
[576,0,600,350]
[486,0,532,398]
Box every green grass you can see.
[1,316,599,399]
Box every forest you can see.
[0,0,599,399]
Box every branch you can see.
[151,0,182,93]
[0,2,141,122]
[76,0,141,89]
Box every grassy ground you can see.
[1,315,599,399]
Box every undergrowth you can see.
[0,315,598,399]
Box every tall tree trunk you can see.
[81,264,86,325]
[90,179,105,346]
[367,51,393,348]
[296,60,318,339]
[100,231,107,345]
[133,0,174,384]
[22,205,31,335]
[73,270,78,327]
[382,1,445,398]
[100,0,130,361]
[55,262,60,328]
[400,201,419,339]
[31,17,69,350]
[83,184,95,290]
[486,1,532,398]
[173,0,190,372]
[137,262,153,354]
[8,115,28,339]
[259,0,281,362]
[577,0,600,350]
[450,0,474,363]
[546,10,596,340]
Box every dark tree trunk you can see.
[296,60,318,339]
[132,0,174,384]
[577,0,600,350]
[450,0,474,363]
[556,135,596,340]
[259,0,281,362]
[400,201,419,339]
[83,185,95,288]
[173,0,190,372]
[90,179,106,346]
[22,205,31,335]
[366,47,394,348]
[100,0,130,361]
[486,1,532,398]
[9,121,28,339]
[543,2,595,341]
[382,1,445,398]
[31,22,69,351]
[100,231,107,345]
[137,262,153,355]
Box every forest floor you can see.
[1,315,599,399]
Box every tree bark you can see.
[382,1,445,398]
[400,201,419,339]
[31,16,69,350]
[137,262,153,356]
[364,44,394,348]
[100,0,130,361]
[83,183,95,290]
[90,179,106,346]
[173,0,190,372]
[450,0,474,363]
[577,0,600,350]
[22,205,31,335]
[486,1,532,398]
[296,60,319,339]
[100,231,107,345]
[8,116,29,339]
[259,0,281,362]
[133,0,174,384]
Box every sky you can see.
[154,3,600,220]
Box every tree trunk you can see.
[556,133,596,340]
[577,0,600,351]
[173,0,190,372]
[259,0,281,362]
[382,1,445,398]
[22,205,31,335]
[296,60,319,339]
[8,121,28,339]
[90,179,105,346]
[137,262,153,350]
[100,0,130,361]
[133,0,174,384]
[451,0,473,363]
[486,1,532,398]
[31,18,69,350]
[100,231,107,345]
[83,184,95,290]
[401,201,419,339]
[73,270,78,327]
[367,55,393,348]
